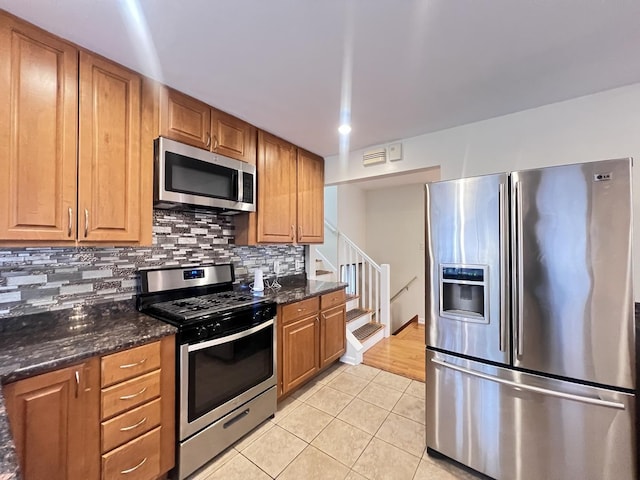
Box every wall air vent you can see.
[362,147,386,166]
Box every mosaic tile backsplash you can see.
[0,210,305,319]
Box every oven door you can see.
[179,319,275,440]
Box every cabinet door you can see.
[210,107,257,164]
[320,304,347,368]
[296,149,324,244]
[78,51,141,243]
[282,315,320,395]
[4,358,100,480]
[159,87,211,150]
[257,131,297,243]
[0,14,78,243]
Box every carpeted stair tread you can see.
[353,322,384,342]
[347,308,370,323]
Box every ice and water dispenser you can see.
[439,264,489,323]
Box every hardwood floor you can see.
[362,321,425,381]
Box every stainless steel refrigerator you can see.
[425,158,636,480]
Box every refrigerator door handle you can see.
[498,182,507,352]
[514,181,524,357]
[431,358,626,410]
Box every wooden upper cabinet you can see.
[297,149,324,243]
[159,87,257,163]
[235,131,325,245]
[78,51,142,243]
[0,13,152,247]
[159,87,211,150]
[257,131,297,243]
[210,107,257,164]
[0,13,78,243]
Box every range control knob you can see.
[210,322,222,334]
[196,325,208,339]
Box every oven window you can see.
[165,151,238,200]
[187,325,273,422]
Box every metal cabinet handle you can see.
[213,135,219,150]
[298,225,303,238]
[119,417,147,432]
[120,457,147,474]
[74,371,80,398]
[119,386,147,400]
[84,208,89,238]
[290,224,295,240]
[119,358,147,369]
[68,207,73,237]
[205,132,211,148]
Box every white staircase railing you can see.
[323,221,391,338]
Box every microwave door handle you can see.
[237,171,243,202]
[187,319,274,352]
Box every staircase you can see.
[314,221,390,365]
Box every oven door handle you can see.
[187,319,274,352]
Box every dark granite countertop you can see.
[0,300,176,480]
[239,274,348,306]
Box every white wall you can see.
[365,184,426,332]
[325,82,640,300]
[336,183,367,248]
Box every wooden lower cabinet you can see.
[320,304,347,368]
[281,314,320,395]
[278,289,347,398]
[4,335,175,480]
[100,336,175,480]
[4,358,101,480]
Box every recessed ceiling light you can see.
[338,124,352,135]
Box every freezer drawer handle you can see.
[431,358,626,410]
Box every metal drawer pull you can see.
[223,409,249,429]
[120,457,147,474]
[119,387,147,400]
[119,417,147,432]
[68,207,72,237]
[84,208,89,237]
[119,358,147,369]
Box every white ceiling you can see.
[2,1,640,158]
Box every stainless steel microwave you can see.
[154,136,256,213]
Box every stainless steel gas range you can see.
[137,264,277,480]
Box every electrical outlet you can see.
[295,259,304,270]
[273,260,280,274]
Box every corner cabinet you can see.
[159,87,257,164]
[278,289,346,399]
[4,358,101,480]
[235,131,325,245]
[4,336,175,480]
[0,12,153,246]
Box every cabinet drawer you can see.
[102,427,161,480]
[102,370,161,419]
[102,398,161,453]
[102,341,161,387]
[281,297,320,324]
[320,289,346,310]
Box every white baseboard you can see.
[418,316,425,324]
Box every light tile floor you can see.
[189,362,485,480]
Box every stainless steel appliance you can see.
[425,158,636,480]
[154,136,256,213]
[137,264,276,480]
